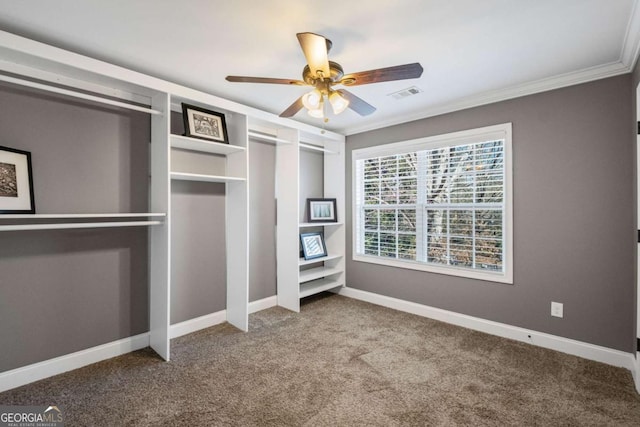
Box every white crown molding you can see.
[344,1,640,136]
[344,61,630,136]
[621,0,640,69]
[337,287,636,372]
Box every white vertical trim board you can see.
[338,287,636,371]
[0,333,150,393]
[635,353,640,393]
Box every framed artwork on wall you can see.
[181,103,229,144]
[300,232,327,260]
[0,145,35,214]
[307,198,337,223]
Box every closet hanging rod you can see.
[298,142,339,154]
[247,130,292,144]
[0,74,162,115]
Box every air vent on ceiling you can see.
[388,86,423,100]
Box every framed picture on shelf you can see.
[300,232,327,260]
[307,198,337,223]
[181,103,229,144]
[0,145,35,214]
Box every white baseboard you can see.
[0,333,150,393]
[338,287,636,371]
[1,296,279,393]
[169,310,227,339]
[169,295,277,339]
[249,295,278,313]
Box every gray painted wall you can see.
[0,84,150,371]
[299,149,324,223]
[170,180,227,323]
[345,75,636,352]
[249,140,276,302]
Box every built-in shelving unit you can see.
[168,94,250,333]
[276,133,346,312]
[0,29,345,389]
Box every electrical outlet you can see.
[551,302,563,318]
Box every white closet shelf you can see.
[0,213,166,219]
[299,266,343,283]
[299,277,343,298]
[299,254,343,266]
[170,134,245,155]
[0,220,163,232]
[299,222,343,228]
[248,130,292,145]
[170,172,246,183]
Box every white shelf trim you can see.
[248,130,292,145]
[170,172,246,183]
[299,221,343,228]
[299,266,343,283]
[0,221,163,232]
[299,142,339,155]
[299,254,343,266]
[0,74,162,115]
[170,134,245,155]
[0,213,166,219]
[300,278,344,298]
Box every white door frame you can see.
[636,83,640,393]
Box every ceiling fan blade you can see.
[296,32,331,80]
[338,89,376,116]
[279,96,305,118]
[226,76,306,85]
[340,63,424,86]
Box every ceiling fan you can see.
[226,32,424,120]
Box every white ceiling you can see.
[0,0,639,135]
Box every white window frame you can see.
[352,123,513,284]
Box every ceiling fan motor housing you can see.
[303,61,344,87]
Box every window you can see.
[353,123,512,283]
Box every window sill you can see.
[352,254,513,284]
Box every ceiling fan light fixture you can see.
[329,91,349,115]
[307,98,324,118]
[302,89,322,110]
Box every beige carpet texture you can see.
[1,293,639,426]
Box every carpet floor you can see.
[1,293,639,426]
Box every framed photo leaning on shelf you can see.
[0,145,35,214]
[307,198,337,223]
[300,232,327,260]
[182,103,229,144]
